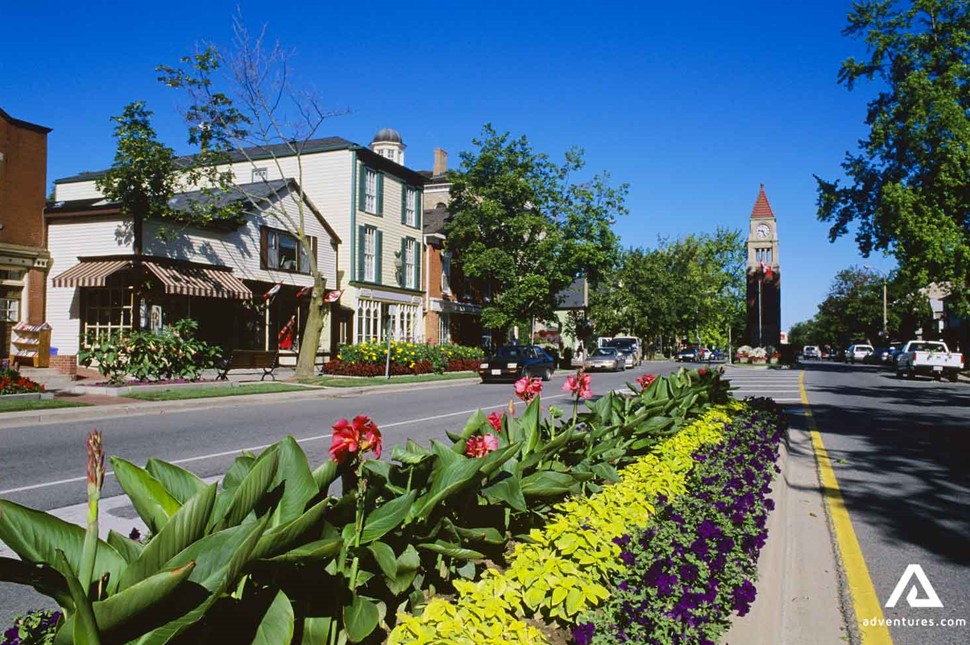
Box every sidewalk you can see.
[0,366,478,428]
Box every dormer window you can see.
[252,167,268,183]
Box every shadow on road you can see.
[799,361,970,567]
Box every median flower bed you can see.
[576,398,784,644]
[0,367,739,644]
[323,341,484,375]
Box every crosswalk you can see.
[721,365,804,404]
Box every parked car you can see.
[846,344,874,363]
[479,345,556,382]
[710,348,725,361]
[869,345,901,366]
[604,337,642,365]
[895,340,964,381]
[584,347,625,372]
[803,345,821,360]
[676,347,700,362]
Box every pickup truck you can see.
[895,340,964,382]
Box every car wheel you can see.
[896,369,904,379]
[948,372,959,383]
[542,367,552,382]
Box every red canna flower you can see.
[466,433,499,458]
[636,374,656,389]
[355,415,383,459]
[329,416,382,463]
[329,418,360,463]
[562,371,593,399]
[514,376,543,401]
[698,368,708,377]
[487,411,504,433]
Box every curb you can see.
[0,377,481,429]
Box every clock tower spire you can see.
[745,184,781,348]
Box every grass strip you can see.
[305,372,478,388]
[0,399,91,413]
[124,383,311,401]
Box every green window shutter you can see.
[375,229,383,284]
[401,185,408,225]
[376,173,384,216]
[413,240,421,290]
[358,166,367,212]
[357,225,365,282]
[400,237,407,287]
[415,190,421,229]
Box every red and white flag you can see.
[324,289,343,303]
[296,286,312,299]
[262,281,283,301]
[760,261,774,280]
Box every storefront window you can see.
[82,287,133,347]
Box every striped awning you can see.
[51,259,130,288]
[143,261,252,300]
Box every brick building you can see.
[0,108,52,358]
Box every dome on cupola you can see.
[370,127,406,165]
[372,128,403,144]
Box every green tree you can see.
[589,229,745,354]
[816,0,970,314]
[96,102,179,254]
[157,19,345,379]
[446,125,626,335]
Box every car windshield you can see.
[494,347,526,359]
[606,339,635,350]
[908,342,945,352]
[590,348,617,357]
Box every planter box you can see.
[0,391,54,401]
[70,380,238,397]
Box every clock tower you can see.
[745,185,781,348]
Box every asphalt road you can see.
[803,360,970,645]
[0,362,684,626]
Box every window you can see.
[405,187,417,227]
[438,312,451,344]
[356,299,382,344]
[364,227,377,283]
[405,238,416,289]
[264,228,314,274]
[0,298,19,323]
[441,251,452,295]
[754,248,772,264]
[252,167,269,183]
[379,148,397,163]
[82,287,133,348]
[365,169,378,213]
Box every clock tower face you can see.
[756,223,770,239]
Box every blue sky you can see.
[1,0,897,330]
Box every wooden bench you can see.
[216,350,279,381]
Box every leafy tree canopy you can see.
[816,0,970,314]
[589,228,745,353]
[445,124,627,332]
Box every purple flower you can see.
[613,534,631,548]
[679,563,699,583]
[765,498,775,512]
[732,579,758,616]
[697,519,721,540]
[572,622,595,645]
[717,537,736,553]
[620,550,636,566]
[690,538,710,559]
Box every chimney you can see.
[433,148,448,177]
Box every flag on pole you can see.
[324,289,343,303]
[262,281,283,301]
[760,261,773,281]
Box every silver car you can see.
[584,347,624,372]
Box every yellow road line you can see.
[799,371,893,644]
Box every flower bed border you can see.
[0,392,54,401]
[69,380,238,397]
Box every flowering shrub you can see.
[635,373,656,389]
[78,318,221,384]
[335,341,484,374]
[0,370,44,395]
[562,371,593,399]
[321,358,434,376]
[579,399,784,644]
[329,415,383,462]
